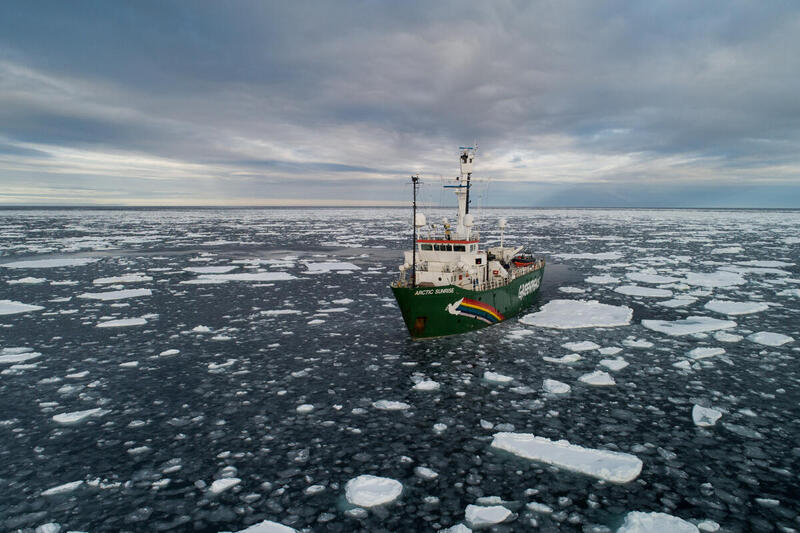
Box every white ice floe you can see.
[714,331,743,343]
[483,371,513,383]
[623,338,653,348]
[345,475,402,507]
[578,370,615,386]
[233,520,297,533]
[159,349,180,356]
[0,348,42,364]
[296,404,314,414]
[599,358,629,371]
[543,379,571,394]
[697,520,721,532]
[52,408,108,424]
[490,433,642,483]
[0,300,44,315]
[413,380,440,391]
[626,271,680,284]
[192,325,212,333]
[554,252,623,260]
[614,285,673,298]
[41,480,84,496]
[464,504,513,528]
[737,260,794,268]
[92,273,153,284]
[777,288,800,297]
[711,246,743,254]
[209,477,241,494]
[692,405,722,427]
[658,297,697,308]
[642,316,736,336]
[520,300,632,329]
[562,341,600,352]
[305,261,361,272]
[96,317,147,327]
[7,277,47,284]
[617,511,699,533]
[747,331,794,346]
[559,286,585,294]
[182,272,296,284]
[585,274,620,284]
[598,346,622,355]
[78,289,152,301]
[688,347,725,359]
[1,257,99,269]
[440,524,472,533]
[261,309,302,316]
[372,400,411,411]
[414,466,439,480]
[704,299,768,316]
[543,353,582,364]
[684,271,746,287]
[183,266,237,274]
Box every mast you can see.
[411,175,419,288]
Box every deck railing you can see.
[393,259,544,290]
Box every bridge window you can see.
[433,244,440,251]
[445,244,453,251]
[421,244,432,251]
[453,245,466,252]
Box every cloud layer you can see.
[1,1,799,206]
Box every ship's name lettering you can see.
[518,278,541,299]
[414,287,455,296]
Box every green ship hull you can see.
[392,266,544,339]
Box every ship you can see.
[391,147,545,339]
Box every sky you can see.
[1,1,799,207]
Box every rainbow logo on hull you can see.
[446,298,505,324]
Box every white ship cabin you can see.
[396,147,543,291]
[400,216,537,290]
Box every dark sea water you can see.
[1,208,798,532]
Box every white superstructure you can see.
[397,147,542,291]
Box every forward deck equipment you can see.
[391,147,545,339]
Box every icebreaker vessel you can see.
[391,147,545,339]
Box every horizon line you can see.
[1,204,799,211]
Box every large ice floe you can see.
[614,285,673,298]
[345,475,402,507]
[617,511,699,533]
[0,347,42,364]
[642,316,735,336]
[41,480,84,496]
[78,288,152,301]
[0,300,44,315]
[464,504,514,528]
[747,331,794,346]
[704,299,769,316]
[490,433,642,483]
[684,271,746,287]
[181,272,296,284]
[52,408,108,424]
[0,257,100,268]
[543,379,571,394]
[578,370,616,386]
[92,273,152,284]
[692,405,722,427]
[232,520,297,533]
[96,317,148,328]
[520,300,633,329]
